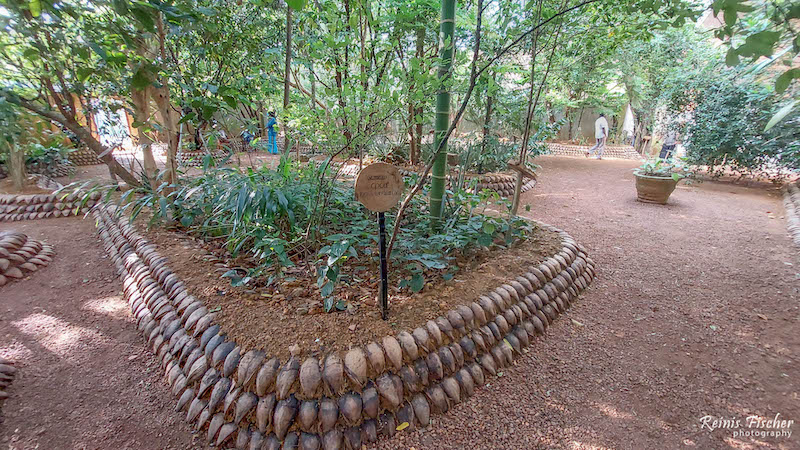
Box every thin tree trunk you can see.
[408,103,417,165]
[511,6,563,215]
[481,69,495,153]
[410,26,425,166]
[155,14,178,184]
[429,0,457,223]
[8,143,26,191]
[282,6,293,154]
[310,61,316,111]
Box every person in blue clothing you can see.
[266,111,279,154]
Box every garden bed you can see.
[138,221,563,360]
[94,203,595,449]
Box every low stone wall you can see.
[397,168,536,198]
[0,161,75,180]
[0,191,100,222]
[68,147,104,166]
[546,143,642,160]
[93,205,595,449]
[176,150,231,168]
[784,182,800,247]
[0,231,54,288]
[0,357,17,412]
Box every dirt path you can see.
[380,156,799,449]
[0,156,797,449]
[0,217,200,449]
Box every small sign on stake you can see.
[354,162,404,320]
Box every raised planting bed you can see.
[308,160,536,198]
[93,204,595,449]
[177,149,232,168]
[0,357,17,413]
[67,147,104,166]
[397,168,536,198]
[545,142,642,160]
[0,231,55,288]
[784,182,800,247]
[0,190,101,222]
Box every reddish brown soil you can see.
[0,178,54,195]
[1,155,797,450]
[0,217,200,449]
[140,224,561,360]
[378,156,800,449]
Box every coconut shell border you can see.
[0,191,100,223]
[0,231,55,288]
[545,143,642,160]
[93,205,596,449]
[396,168,536,198]
[784,182,800,247]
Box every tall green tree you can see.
[429,0,457,222]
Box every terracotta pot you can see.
[634,170,679,204]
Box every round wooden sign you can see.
[354,162,404,212]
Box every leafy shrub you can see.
[119,156,533,311]
[681,78,800,179]
[25,143,73,176]
[635,158,693,181]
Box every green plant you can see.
[25,143,73,176]
[106,157,533,312]
[681,77,800,179]
[636,158,693,181]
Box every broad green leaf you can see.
[131,5,155,31]
[29,0,41,17]
[323,296,335,312]
[723,8,736,27]
[775,68,800,94]
[321,281,334,297]
[410,274,424,292]
[764,101,797,131]
[131,69,151,90]
[737,31,780,58]
[482,221,495,235]
[223,95,238,109]
[286,0,307,10]
[725,48,739,67]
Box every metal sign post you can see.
[378,212,388,320]
[354,162,403,321]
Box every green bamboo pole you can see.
[429,0,457,223]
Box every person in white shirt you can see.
[586,113,609,159]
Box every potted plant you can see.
[633,158,692,204]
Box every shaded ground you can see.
[0,155,797,449]
[0,218,199,449]
[379,156,799,449]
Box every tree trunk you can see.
[8,143,26,191]
[282,6,293,154]
[429,0,457,223]
[410,26,425,166]
[11,95,141,187]
[408,103,417,165]
[310,61,316,111]
[132,42,157,186]
[155,14,178,184]
[481,70,495,153]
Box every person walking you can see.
[266,111,279,155]
[586,113,609,159]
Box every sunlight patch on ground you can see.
[568,441,614,450]
[593,402,636,420]
[12,313,110,359]
[0,341,34,363]
[83,295,128,319]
